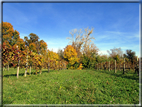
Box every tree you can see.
[80,42,99,69]
[46,50,59,70]
[64,45,79,69]
[29,43,37,53]
[16,38,26,51]
[47,50,59,61]
[39,40,48,55]
[2,22,20,46]
[67,27,95,58]
[57,49,64,60]
[24,33,39,53]
[83,43,99,58]
[24,33,47,55]
[2,22,25,72]
[81,54,90,68]
[2,42,12,71]
[100,55,109,62]
[124,49,136,63]
[107,47,123,59]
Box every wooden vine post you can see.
[104,62,106,70]
[135,56,139,76]
[24,50,28,77]
[101,62,102,70]
[58,61,60,71]
[64,62,66,70]
[63,62,64,70]
[7,58,9,71]
[53,61,55,70]
[48,58,50,73]
[109,61,110,71]
[16,46,20,79]
[60,61,61,70]
[115,60,116,73]
[30,66,31,75]
[123,58,125,74]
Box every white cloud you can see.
[98,50,109,56]
[48,46,64,53]
[46,41,57,45]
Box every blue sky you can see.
[3,2,140,57]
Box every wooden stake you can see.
[123,58,125,74]
[115,60,116,73]
[17,66,19,78]
[48,58,50,73]
[109,61,110,71]
[24,68,27,77]
[30,66,31,75]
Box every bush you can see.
[66,63,71,69]
[73,62,80,69]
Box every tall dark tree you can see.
[124,49,136,63]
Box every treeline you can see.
[2,22,68,78]
[2,22,140,78]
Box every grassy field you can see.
[3,68,139,104]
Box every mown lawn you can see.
[3,68,139,104]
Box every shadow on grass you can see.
[95,70,139,82]
[3,73,24,78]
[3,69,57,78]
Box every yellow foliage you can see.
[77,63,83,70]
[64,45,78,65]
[47,50,59,61]
[29,43,37,52]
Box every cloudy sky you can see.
[3,2,140,57]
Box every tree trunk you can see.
[99,63,100,70]
[3,66,5,71]
[7,64,9,71]
[60,61,61,70]
[17,66,19,78]
[48,66,50,73]
[30,66,31,75]
[54,62,55,70]
[24,67,27,77]
[36,69,37,75]
[40,69,42,74]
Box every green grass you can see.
[3,68,139,104]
